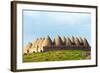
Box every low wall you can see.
[43,46,91,52]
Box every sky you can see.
[23,10,91,46]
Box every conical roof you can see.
[31,40,35,47]
[71,36,76,45]
[54,35,63,46]
[39,38,45,47]
[65,37,72,46]
[37,39,41,47]
[42,36,52,47]
[24,42,32,50]
[83,38,90,47]
[79,37,84,45]
[37,38,42,47]
[62,36,66,45]
[23,42,32,53]
[34,38,40,48]
[75,37,80,46]
[31,41,35,50]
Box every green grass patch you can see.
[23,50,90,62]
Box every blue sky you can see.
[23,10,91,46]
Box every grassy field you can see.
[23,50,91,62]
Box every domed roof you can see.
[54,35,63,46]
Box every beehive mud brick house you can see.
[23,35,91,54]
